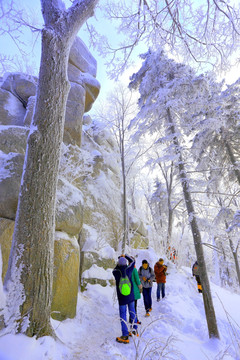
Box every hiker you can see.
[113,255,138,344]
[131,263,142,324]
[154,258,167,301]
[192,260,202,293]
[138,259,155,316]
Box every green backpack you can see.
[119,275,132,296]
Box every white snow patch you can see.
[82,264,114,280]
[0,151,18,181]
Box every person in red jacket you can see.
[154,258,167,302]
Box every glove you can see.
[142,277,147,282]
[147,279,151,282]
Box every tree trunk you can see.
[224,140,240,186]
[4,0,98,337]
[121,138,128,253]
[225,221,240,288]
[166,204,173,248]
[5,31,70,338]
[229,238,240,288]
[167,108,220,339]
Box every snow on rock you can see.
[0,151,24,219]
[1,72,37,105]
[99,245,116,260]
[0,88,25,126]
[82,264,113,280]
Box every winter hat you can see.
[142,259,148,265]
[118,257,127,266]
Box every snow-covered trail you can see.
[54,265,240,360]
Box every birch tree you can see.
[4,0,98,338]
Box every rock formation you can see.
[0,37,148,321]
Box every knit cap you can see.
[118,257,127,266]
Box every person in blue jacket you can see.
[113,254,138,344]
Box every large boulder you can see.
[67,63,100,112]
[0,218,14,282]
[0,89,26,126]
[69,37,97,77]
[1,73,37,106]
[56,178,84,236]
[51,232,80,321]
[64,83,86,146]
[129,216,148,237]
[0,126,28,154]
[0,152,24,220]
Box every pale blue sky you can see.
[1,0,131,104]
[1,0,239,104]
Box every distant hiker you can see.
[167,246,177,263]
[192,261,202,293]
[113,255,138,344]
[130,263,142,324]
[138,259,155,316]
[154,258,167,301]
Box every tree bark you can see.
[121,119,129,253]
[167,108,220,339]
[228,237,240,288]
[158,161,174,248]
[4,0,98,337]
[224,221,240,288]
[224,140,240,186]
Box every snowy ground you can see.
[0,263,240,360]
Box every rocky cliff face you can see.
[0,37,148,321]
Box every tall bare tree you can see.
[95,84,139,252]
[129,49,220,338]
[167,108,219,338]
[4,0,98,338]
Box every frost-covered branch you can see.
[91,0,240,77]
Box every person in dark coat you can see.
[113,255,138,343]
[154,258,167,301]
[192,261,202,293]
[138,259,155,316]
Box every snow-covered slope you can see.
[0,264,239,360]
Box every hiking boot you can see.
[116,336,129,344]
[137,320,141,325]
[157,299,160,302]
[129,330,139,337]
[145,312,150,317]
[149,308,152,312]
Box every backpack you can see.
[139,266,153,276]
[193,263,199,276]
[119,274,132,296]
